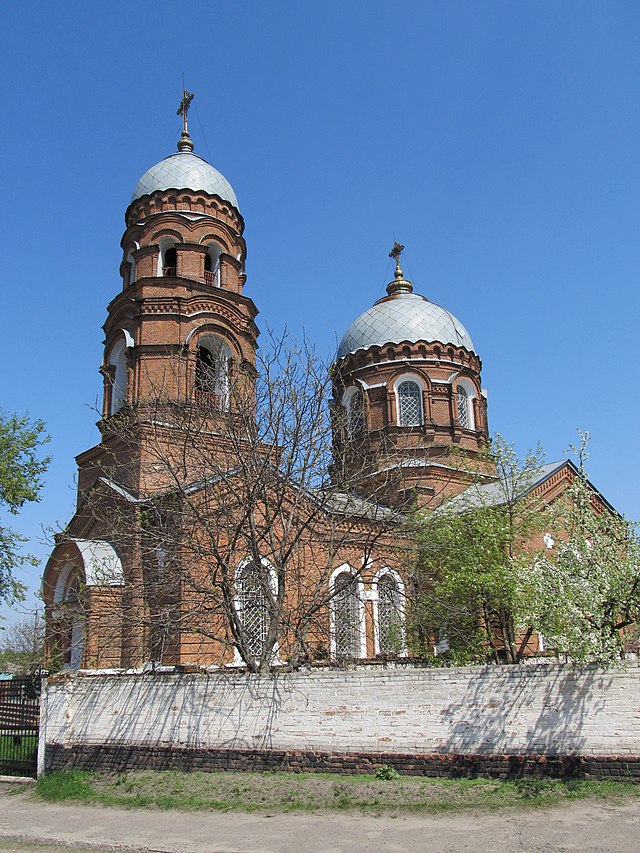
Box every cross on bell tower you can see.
[176,89,195,152]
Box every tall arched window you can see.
[108,338,128,415]
[398,380,423,427]
[330,568,364,658]
[456,380,476,430]
[235,560,272,661]
[376,573,404,655]
[457,386,470,429]
[195,336,230,410]
[346,389,365,436]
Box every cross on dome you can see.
[386,241,413,296]
[176,89,195,152]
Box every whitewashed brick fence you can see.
[40,663,640,779]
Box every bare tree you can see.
[0,612,45,675]
[57,333,401,673]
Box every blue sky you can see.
[1,1,639,623]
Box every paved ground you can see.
[1,787,640,852]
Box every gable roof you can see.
[445,459,617,515]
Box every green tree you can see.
[408,435,549,664]
[0,411,50,603]
[527,432,640,664]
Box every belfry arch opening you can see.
[157,237,178,277]
[194,335,231,410]
[204,243,222,287]
[107,337,128,415]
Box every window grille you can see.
[398,381,423,426]
[332,572,361,658]
[457,386,470,429]
[347,390,364,436]
[236,562,270,660]
[377,574,403,655]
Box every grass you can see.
[34,769,640,816]
[0,733,37,771]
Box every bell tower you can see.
[77,92,259,497]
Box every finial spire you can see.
[176,89,195,152]
[386,241,413,296]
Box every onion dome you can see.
[131,92,238,208]
[337,247,474,359]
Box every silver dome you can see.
[131,151,238,209]
[337,291,475,359]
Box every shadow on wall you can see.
[441,664,610,756]
[58,671,299,755]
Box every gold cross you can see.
[389,241,405,274]
[389,241,404,263]
[177,90,195,134]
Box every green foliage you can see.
[526,432,640,665]
[408,435,549,664]
[0,411,50,603]
[37,770,95,802]
[374,764,400,781]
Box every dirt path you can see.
[1,789,640,852]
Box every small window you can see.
[398,381,423,427]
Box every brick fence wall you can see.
[41,663,640,779]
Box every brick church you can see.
[42,97,581,672]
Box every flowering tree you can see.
[408,436,549,664]
[527,433,640,664]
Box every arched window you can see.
[457,385,470,429]
[346,389,365,436]
[330,568,364,659]
[455,380,476,430]
[235,560,274,662]
[157,238,178,277]
[195,336,230,410]
[204,243,222,287]
[398,381,423,427]
[108,338,128,415]
[376,572,405,655]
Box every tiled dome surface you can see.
[337,291,474,359]
[131,151,238,208]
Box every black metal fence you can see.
[0,676,40,777]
